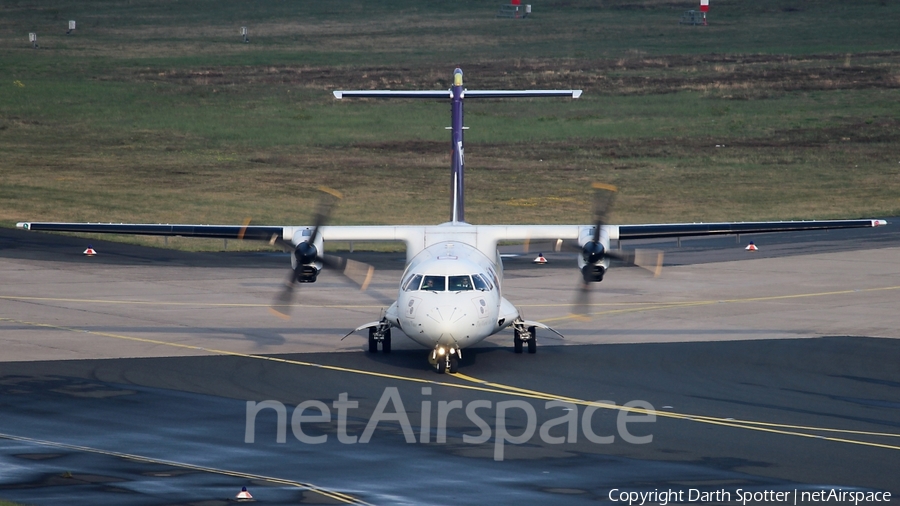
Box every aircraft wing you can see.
[612,219,888,240]
[16,222,287,241]
[461,219,887,245]
[16,219,887,250]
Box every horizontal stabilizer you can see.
[465,90,581,99]
[333,90,581,100]
[333,90,450,99]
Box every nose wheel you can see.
[368,327,391,353]
[513,324,537,354]
[429,346,460,373]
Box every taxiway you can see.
[0,223,898,504]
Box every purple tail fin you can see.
[450,68,465,223]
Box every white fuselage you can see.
[294,220,597,350]
[384,241,518,349]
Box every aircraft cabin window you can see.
[449,275,473,291]
[472,274,491,291]
[422,275,445,291]
[403,274,423,292]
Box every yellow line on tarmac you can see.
[455,373,900,450]
[3,317,899,453]
[0,432,369,505]
[540,285,900,324]
[0,318,557,398]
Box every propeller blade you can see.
[570,281,593,321]
[308,187,342,245]
[237,217,253,240]
[267,187,344,319]
[320,254,375,291]
[591,182,617,242]
[634,249,664,277]
[607,248,664,277]
[568,183,661,319]
[270,235,294,252]
[270,270,299,319]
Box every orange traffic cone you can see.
[236,486,253,500]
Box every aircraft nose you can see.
[424,305,476,339]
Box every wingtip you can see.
[16,222,28,230]
[572,90,582,99]
[333,91,343,99]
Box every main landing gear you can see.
[367,326,391,354]
[428,345,460,374]
[513,321,537,354]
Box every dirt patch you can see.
[125,51,900,98]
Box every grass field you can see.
[1,0,898,251]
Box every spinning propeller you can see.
[265,188,375,318]
[570,183,664,320]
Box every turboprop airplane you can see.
[16,68,887,373]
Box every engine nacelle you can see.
[581,264,605,283]
[289,231,324,283]
[577,225,611,283]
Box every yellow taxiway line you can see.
[2,315,899,454]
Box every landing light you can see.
[438,347,446,356]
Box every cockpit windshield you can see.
[403,274,423,292]
[421,275,446,291]
[472,273,491,291]
[448,275,473,291]
[404,273,493,292]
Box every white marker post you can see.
[241,26,249,43]
[29,32,38,49]
[67,20,76,35]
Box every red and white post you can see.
[700,0,709,25]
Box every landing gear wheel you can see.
[436,358,447,374]
[448,355,459,374]
[514,331,523,354]
[383,329,392,354]
[527,326,537,354]
[368,328,377,353]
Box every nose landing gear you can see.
[513,320,537,354]
[367,323,391,353]
[428,345,460,374]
